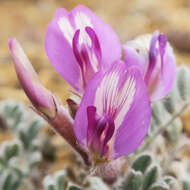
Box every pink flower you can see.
[10,6,175,167]
[45,5,121,94]
[124,30,176,101]
[74,61,151,162]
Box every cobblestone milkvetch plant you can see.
[0,101,45,190]
[8,5,177,186]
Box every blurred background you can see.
[2,0,190,104]
[1,0,190,188]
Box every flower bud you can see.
[8,38,91,166]
[8,38,56,118]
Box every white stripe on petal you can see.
[74,12,93,46]
[91,53,99,72]
[58,17,75,45]
[58,13,94,48]
[74,12,93,30]
[94,67,136,129]
[94,71,119,117]
[115,77,136,127]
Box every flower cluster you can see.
[8,5,176,165]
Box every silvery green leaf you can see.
[0,142,19,164]
[151,101,170,129]
[9,166,24,178]
[43,175,55,190]
[0,101,44,190]
[88,177,109,190]
[27,120,42,140]
[2,173,13,190]
[0,101,27,131]
[19,130,30,150]
[149,118,157,136]
[19,120,42,150]
[182,180,190,190]
[4,143,19,161]
[0,157,5,166]
[162,76,181,115]
[68,187,83,190]
[67,183,83,190]
[28,151,42,168]
[163,176,176,188]
[47,185,55,190]
[1,172,21,190]
[43,170,68,190]
[55,170,67,190]
[149,182,169,190]
[177,65,190,101]
[132,153,152,173]
[151,101,165,126]
[167,118,182,145]
[120,169,142,190]
[162,95,176,114]
[142,165,159,190]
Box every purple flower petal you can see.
[86,106,97,145]
[124,31,176,101]
[45,8,82,92]
[85,27,102,63]
[150,44,176,101]
[74,61,151,160]
[144,31,159,84]
[123,45,146,75]
[72,27,101,89]
[146,32,176,101]
[45,5,121,93]
[158,34,167,72]
[86,106,115,158]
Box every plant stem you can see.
[141,102,189,152]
